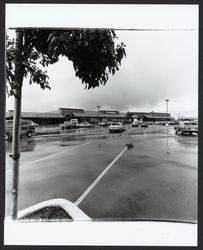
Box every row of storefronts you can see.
[6,108,173,125]
[127,111,172,122]
[59,108,130,124]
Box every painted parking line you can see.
[74,146,128,206]
[6,141,92,174]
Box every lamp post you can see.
[96,105,101,123]
[165,99,169,121]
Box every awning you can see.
[72,111,126,118]
[143,115,170,119]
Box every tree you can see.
[6,28,126,220]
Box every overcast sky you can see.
[6,4,198,118]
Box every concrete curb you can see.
[7,199,92,222]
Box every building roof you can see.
[143,115,171,119]
[7,111,64,119]
[128,112,149,115]
[128,112,170,117]
[59,108,84,115]
[22,112,64,118]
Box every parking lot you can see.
[5,125,198,222]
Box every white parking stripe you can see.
[6,141,92,174]
[74,146,128,206]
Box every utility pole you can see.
[165,99,169,121]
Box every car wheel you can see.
[26,131,32,138]
[5,133,10,141]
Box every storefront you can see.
[6,110,65,125]
[71,110,130,123]
[127,112,172,122]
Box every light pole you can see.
[165,99,169,121]
[96,105,101,123]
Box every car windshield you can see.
[21,121,28,125]
[6,120,13,125]
[6,120,31,126]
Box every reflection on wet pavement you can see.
[5,126,198,158]
[166,137,170,155]
[59,143,75,147]
[6,139,36,153]
[175,135,198,148]
[5,125,198,222]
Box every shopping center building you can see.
[6,108,173,125]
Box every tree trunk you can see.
[10,30,23,220]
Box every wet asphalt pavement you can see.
[5,125,197,222]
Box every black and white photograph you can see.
[4,4,198,246]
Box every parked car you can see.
[169,121,179,126]
[131,121,139,127]
[5,119,36,140]
[76,122,93,128]
[106,121,112,127]
[61,119,80,130]
[60,121,77,130]
[140,122,148,127]
[154,121,162,125]
[98,121,112,127]
[30,121,39,127]
[99,121,107,126]
[174,121,198,135]
[109,122,125,133]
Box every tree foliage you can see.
[6,29,126,95]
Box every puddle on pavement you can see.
[93,135,108,140]
[35,137,60,144]
[126,143,134,150]
[61,135,86,141]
